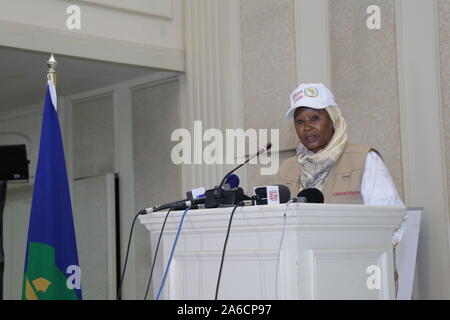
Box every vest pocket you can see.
[330,170,363,203]
[335,170,362,189]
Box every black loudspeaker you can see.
[0,145,29,181]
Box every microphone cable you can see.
[143,207,172,300]
[214,202,242,300]
[117,211,141,300]
[275,201,293,300]
[155,206,191,300]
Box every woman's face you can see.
[294,107,335,153]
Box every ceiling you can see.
[0,46,176,113]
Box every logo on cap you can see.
[304,87,319,98]
[293,90,304,103]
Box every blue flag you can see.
[22,81,82,300]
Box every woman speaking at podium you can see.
[278,83,404,206]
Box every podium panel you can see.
[139,203,405,300]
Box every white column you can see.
[113,85,137,299]
[294,0,331,86]
[181,0,245,191]
[395,0,450,299]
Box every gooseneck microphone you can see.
[140,143,272,213]
[140,174,243,214]
[205,143,272,208]
[218,143,272,190]
[293,188,324,203]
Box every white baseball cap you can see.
[285,83,338,119]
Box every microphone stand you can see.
[218,144,271,190]
[205,144,272,208]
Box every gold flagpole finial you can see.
[47,53,57,86]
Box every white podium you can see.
[139,203,405,300]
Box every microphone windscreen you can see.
[297,188,324,203]
[274,184,291,204]
[225,174,240,188]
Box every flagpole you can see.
[47,53,57,86]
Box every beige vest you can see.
[277,143,375,204]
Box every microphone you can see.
[139,199,196,214]
[293,188,324,204]
[140,173,245,214]
[204,143,271,208]
[253,184,291,205]
[277,184,291,203]
[140,186,207,214]
[223,173,240,190]
[218,143,272,190]
[144,144,271,213]
[186,186,206,201]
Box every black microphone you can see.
[293,188,324,204]
[139,198,202,214]
[278,184,291,203]
[140,186,207,214]
[204,143,272,208]
[140,201,182,214]
[218,143,272,190]
[253,184,291,205]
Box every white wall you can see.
[0,0,185,70]
[66,72,182,299]
[2,0,182,47]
